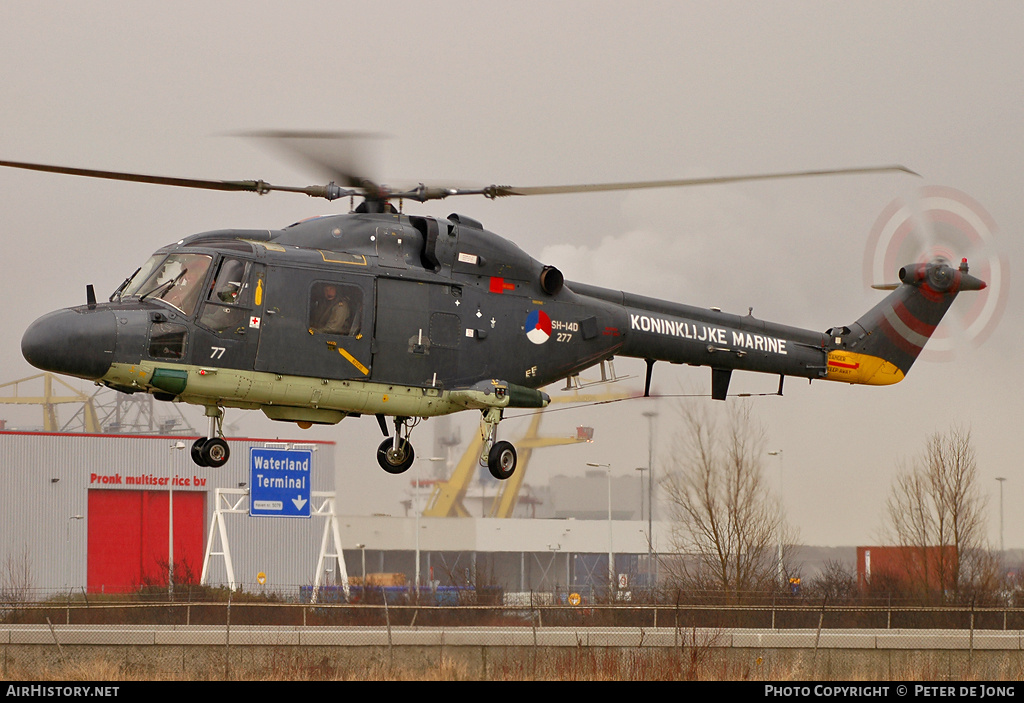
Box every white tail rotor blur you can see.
[863,185,1008,361]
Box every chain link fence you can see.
[3,589,1024,680]
[4,584,1024,630]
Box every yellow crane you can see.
[422,386,633,518]
[0,372,101,433]
[0,371,197,435]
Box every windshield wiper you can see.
[140,268,187,303]
[110,267,141,302]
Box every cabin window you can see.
[308,282,362,336]
[149,322,188,360]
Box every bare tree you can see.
[661,399,794,599]
[806,559,859,604]
[884,426,993,603]
[0,545,33,621]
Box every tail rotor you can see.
[863,185,1008,360]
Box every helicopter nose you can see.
[22,308,117,380]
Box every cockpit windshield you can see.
[122,253,213,315]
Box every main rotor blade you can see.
[0,156,919,205]
[0,159,355,200]
[478,165,919,198]
[236,130,386,194]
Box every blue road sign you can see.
[249,447,312,518]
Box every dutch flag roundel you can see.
[525,309,552,344]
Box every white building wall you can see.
[0,432,336,594]
[1,432,667,597]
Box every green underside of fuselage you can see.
[102,361,534,425]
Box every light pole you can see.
[355,543,367,588]
[65,515,83,591]
[768,449,784,587]
[66,514,84,543]
[635,467,646,520]
[547,543,560,592]
[414,483,421,593]
[412,458,444,596]
[996,477,1007,555]
[587,462,614,591]
[642,410,657,586]
[169,441,185,597]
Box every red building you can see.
[857,545,959,593]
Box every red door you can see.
[87,489,205,593]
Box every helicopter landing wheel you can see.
[487,440,517,480]
[377,437,415,474]
[201,437,230,468]
[191,438,209,467]
[191,437,230,468]
[191,407,230,468]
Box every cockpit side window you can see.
[149,322,188,360]
[308,281,362,336]
[209,258,251,306]
[198,258,253,334]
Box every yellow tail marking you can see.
[825,350,905,386]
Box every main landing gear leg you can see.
[479,408,517,481]
[191,407,230,468]
[376,416,416,475]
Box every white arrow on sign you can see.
[292,496,307,511]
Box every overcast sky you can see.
[1,2,1020,549]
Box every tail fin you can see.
[824,260,986,385]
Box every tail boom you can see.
[566,259,984,399]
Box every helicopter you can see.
[7,139,986,478]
